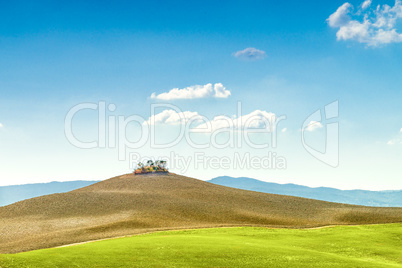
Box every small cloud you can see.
[304,121,323,132]
[0,123,3,128]
[150,83,231,100]
[361,0,372,10]
[232,47,266,61]
[327,0,402,46]
[387,140,395,145]
[281,128,287,133]
[327,3,353,27]
[387,128,402,145]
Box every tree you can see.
[160,160,167,169]
[134,159,168,174]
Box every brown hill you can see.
[0,173,401,253]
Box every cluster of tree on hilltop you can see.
[134,160,168,174]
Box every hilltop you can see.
[1,173,401,253]
[2,176,401,207]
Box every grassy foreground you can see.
[0,224,401,267]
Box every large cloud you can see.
[150,83,231,100]
[232,47,266,61]
[327,0,402,46]
[145,110,202,125]
[145,109,277,132]
[192,110,277,132]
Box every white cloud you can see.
[387,140,396,145]
[232,47,266,61]
[327,3,353,27]
[336,20,370,41]
[327,0,402,46]
[362,0,372,10]
[213,83,231,98]
[145,109,277,132]
[233,110,276,130]
[387,128,402,145]
[387,138,402,145]
[193,110,276,132]
[281,128,287,133]
[145,110,202,125]
[0,123,3,128]
[150,83,231,100]
[304,121,323,132]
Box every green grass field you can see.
[1,224,401,267]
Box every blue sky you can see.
[0,0,401,189]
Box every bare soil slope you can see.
[1,173,401,253]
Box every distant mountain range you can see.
[0,181,99,206]
[1,176,401,207]
[207,176,402,207]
